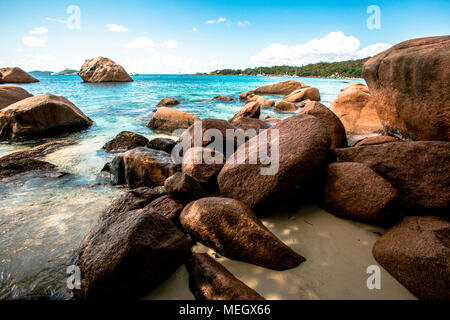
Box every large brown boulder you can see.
[354,135,400,147]
[164,172,206,201]
[323,162,398,225]
[218,114,331,209]
[252,80,309,95]
[0,85,33,109]
[284,87,320,103]
[274,100,297,112]
[330,84,382,134]
[104,186,166,218]
[299,101,347,149]
[180,197,305,270]
[230,116,270,131]
[157,97,179,107]
[112,147,177,188]
[0,94,93,141]
[147,137,176,153]
[0,67,39,83]
[146,107,199,133]
[229,101,260,122]
[182,147,224,185]
[102,131,149,152]
[332,141,450,212]
[373,216,450,300]
[256,96,274,109]
[363,36,450,141]
[75,208,190,299]
[145,195,184,224]
[186,253,265,300]
[78,56,133,82]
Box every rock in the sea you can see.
[372,216,450,300]
[102,131,149,152]
[182,147,224,185]
[147,137,176,153]
[218,114,331,209]
[157,97,180,107]
[213,95,234,102]
[354,135,400,147]
[256,96,275,109]
[323,162,398,225]
[0,158,56,179]
[363,36,450,141]
[180,197,305,270]
[330,84,381,134]
[299,101,347,149]
[229,101,260,122]
[145,195,184,224]
[146,107,199,133]
[0,140,73,162]
[284,87,320,103]
[239,91,256,102]
[230,117,270,131]
[0,85,33,110]
[252,80,309,95]
[340,82,369,93]
[164,172,206,201]
[273,100,297,112]
[104,186,166,218]
[75,208,190,299]
[112,147,177,188]
[78,56,133,83]
[0,94,93,141]
[332,141,450,213]
[0,67,39,84]
[186,253,265,300]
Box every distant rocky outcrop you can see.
[0,67,39,84]
[0,85,33,110]
[78,56,133,83]
[0,94,93,141]
[363,36,450,141]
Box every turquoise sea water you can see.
[0,74,362,299]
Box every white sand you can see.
[142,204,416,300]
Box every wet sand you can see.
[142,204,416,300]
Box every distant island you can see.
[208,58,368,78]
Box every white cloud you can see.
[106,24,128,32]
[22,36,47,47]
[193,27,198,32]
[162,40,179,48]
[237,20,250,27]
[16,48,24,52]
[124,36,156,49]
[28,26,48,35]
[14,53,64,71]
[250,31,391,66]
[206,17,228,24]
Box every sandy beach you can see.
[143,204,416,300]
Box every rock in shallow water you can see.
[157,97,180,107]
[0,67,39,84]
[164,172,206,201]
[78,56,133,83]
[186,253,265,300]
[251,80,308,95]
[372,216,450,300]
[0,85,33,110]
[75,208,190,299]
[180,197,305,270]
[102,131,149,152]
[147,137,176,153]
[146,107,199,133]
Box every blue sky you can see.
[1,0,449,73]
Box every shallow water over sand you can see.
[0,74,362,299]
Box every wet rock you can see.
[146,107,199,133]
[363,36,450,141]
[0,140,74,161]
[0,94,93,141]
[229,101,260,122]
[218,114,331,209]
[147,137,176,153]
[274,100,297,112]
[284,87,320,103]
[75,208,190,299]
[372,216,450,300]
[256,96,275,109]
[78,56,133,82]
[145,195,184,224]
[164,172,206,201]
[180,197,305,270]
[182,146,224,185]
[0,158,56,179]
[299,101,347,149]
[0,67,39,84]
[186,253,265,300]
[157,97,180,107]
[102,131,149,152]
[323,162,398,225]
[0,85,33,109]
[213,95,234,102]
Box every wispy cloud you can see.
[162,40,179,48]
[237,20,250,27]
[28,26,48,35]
[106,24,128,32]
[192,27,198,32]
[22,36,47,47]
[206,17,228,24]
[124,36,156,49]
